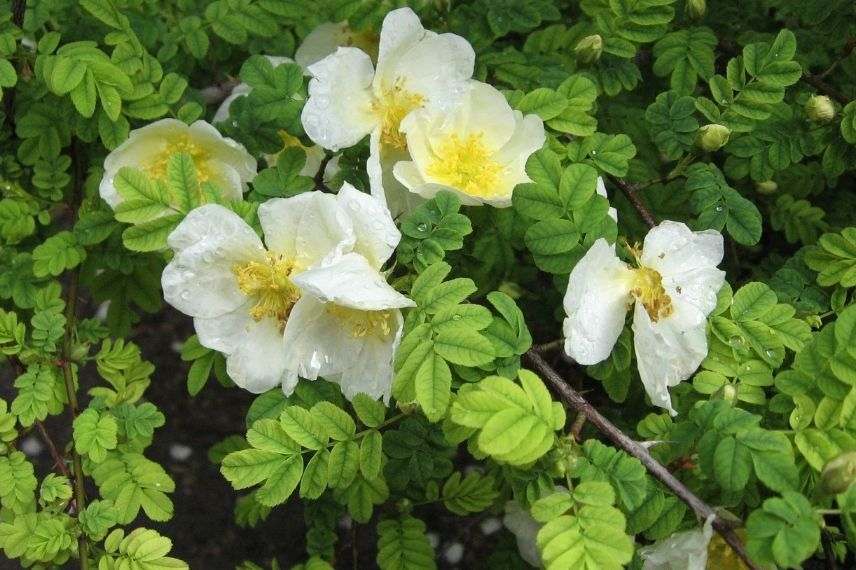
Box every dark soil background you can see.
[1,308,508,569]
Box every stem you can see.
[533,339,564,353]
[64,139,89,570]
[802,74,850,105]
[569,412,587,441]
[607,176,656,228]
[524,349,760,570]
[314,153,334,193]
[35,421,72,480]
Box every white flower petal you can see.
[369,129,425,218]
[302,47,377,151]
[295,22,351,69]
[374,8,425,81]
[563,239,633,365]
[226,317,289,393]
[293,253,414,311]
[193,301,254,353]
[452,81,517,149]
[337,183,400,268]
[596,176,618,222]
[257,192,354,270]
[502,501,542,568]
[640,516,714,570]
[380,31,474,112]
[283,297,402,401]
[162,205,265,318]
[632,301,709,415]
[187,120,257,187]
[641,221,725,316]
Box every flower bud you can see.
[696,124,731,151]
[755,180,778,195]
[821,451,856,495]
[686,0,706,19]
[575,35,603,65]
[805,95,836,123]
[714,383,738,404]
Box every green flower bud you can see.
[821,451,856,495]
[696,123,731,151]
[575,34,603,65]
[755,180,778,195]
[805,95,836,123]
[714,383,738,404]
[686,0,706,19]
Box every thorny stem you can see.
[35,421,72,480]
[606,175,657,229]
[64,139,90,570]
[524,349,761,570]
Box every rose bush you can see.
[0,1,855,568]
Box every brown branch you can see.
[607,175,656,228]
[64,139,89,570]
[524,349,760,570]
[801,74,850,105]
[314,153,334,193]
[35,421,72,479]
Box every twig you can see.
[801,74,849,105]
[524,350,760,570]
[35,421,72,480]
[534,339,564,353]
[607,175,656,228]
[314,153,333,193]
[64,139,90,570]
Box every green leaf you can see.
[415,351,452,422]
[121,214,183,252]
[359,430,383,480]
[441,471,499,515]
[312,401,356,441]
[433,329,495,366]
[327,440,360,489]
[746,492,821,569]
[31,231,86,277]
[280,406,328,450]
[73,408,118,463]
[351,393,386,428]
[377,515,436,570]
[0,451,37,514]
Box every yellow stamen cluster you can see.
[233,253,301,324]
[327,305,394,339]
[145,135,213,182]
[707,531,749,570]
[631,266,673,322]
[426,133,504,198]
[374,82,424,150]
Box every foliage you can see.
[0,0,855,569]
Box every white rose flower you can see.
[300,7,475,217]
[162,186,411,400]
[393,81,545,207]
[295,22,378,69]
[639,516,715,570]
[503,500,542,567]
[562,221,726,414]
[100,118,256,209]
[281,186,414,401]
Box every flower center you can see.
[631,266,673,322]
[326,305,394,339]
[374,81,424,150]
[144,135,213,182]
[233,253,301,324]
[426,133,504,197]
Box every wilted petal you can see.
[563,239,633,365]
